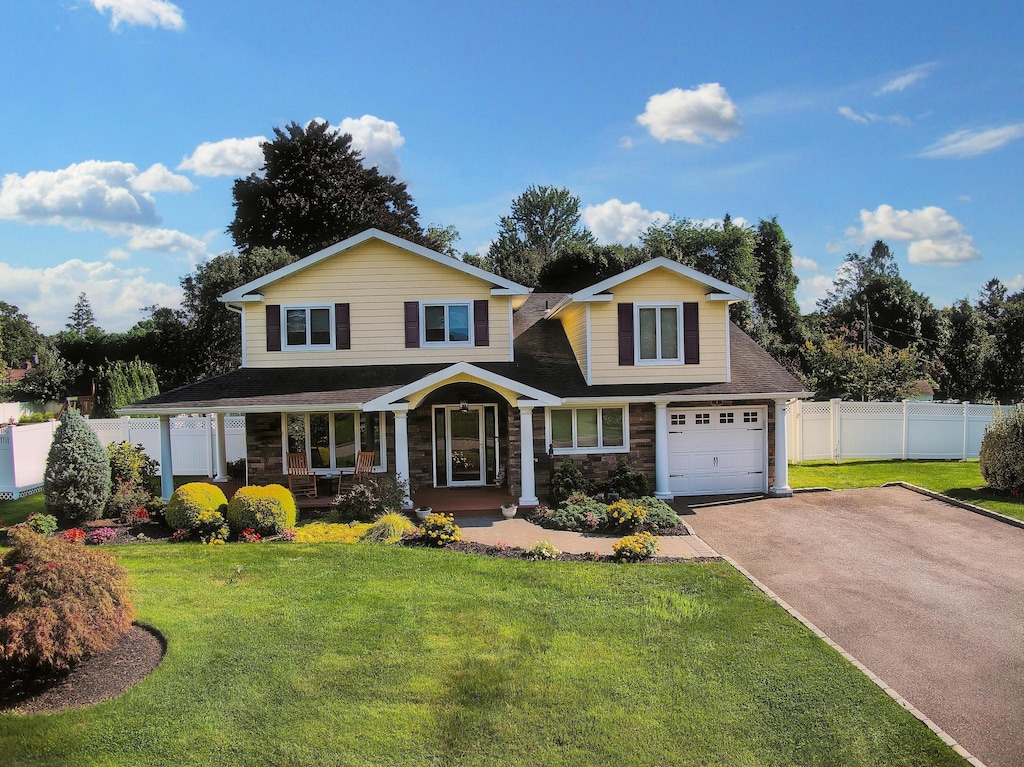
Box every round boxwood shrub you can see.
[0,528,135,675]
[165,482,229,531]
[980,406,1024,494]
[44,409,112,523]
[225,485,296,535]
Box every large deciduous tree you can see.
[0,301,44,367]
[486,185,595,286]
[751,217,803,353]
[935,299,992,402]
[228,120,428,257]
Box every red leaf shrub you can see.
[0,528,135,674]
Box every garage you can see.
[668,406,767,495]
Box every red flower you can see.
[14,563,27,572]
[44,562,57,570]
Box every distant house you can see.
[123,229,810,503]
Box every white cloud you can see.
[90,0,185,30]
[919,124,1024,159]
[332,115,405,176]
[618,136,634,149]
[177,136,267,177]
[582,199,671,246]
[792,255,820,272]
[798,274,835,313]
[1006,274,1024,292]
[875,63,935,95]
[958,195,972,202]
[0,259,182,333]
[106,248,132,261]
[846,204,980,266]
[0,159,207,260]
[131,162,194,193]
[838,106,911,126]
[637,83,741,144]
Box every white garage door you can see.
[668,407,767,496]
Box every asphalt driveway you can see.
[682,486,1023,767]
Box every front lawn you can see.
[0,544,962,766]
[789,459,1024,522]
[0,492,45,527]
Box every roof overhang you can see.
[361,362,561,410]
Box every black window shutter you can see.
[404,302,420,348]
[618,303,634,366]
[335,303,350,350]
[683,302,700,364]
[266,305,281,352]
[474,300,489,346]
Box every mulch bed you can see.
[0,623,165,715]
[412,539,716,564]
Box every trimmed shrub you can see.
[605,456,649,499]
[633,496,682,531]
[612,531,659,562]
[363,512,416,544]
[549,457,588,507]
[0,528,135,674]
[606,499,647,531]
[44,410,112,523]
[225,485,297,535]
[25,513,58,537]
[333,474,409,522]
[294,522,371,543]
[526,540,560,560]
[165,483,228,531]
[980,406,1024,494]
[107,441,158,496]
[549,496,606,531]
[420,512,460,547]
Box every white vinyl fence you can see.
[787,399,1015,463]
[0,416,246,500]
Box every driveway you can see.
[682,486,1024,767]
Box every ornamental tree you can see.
[44,409,111,523]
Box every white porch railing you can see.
[0,415,247,500]
[786,399,1014,463]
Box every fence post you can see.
[962,402,970,461]
[901,399,909,460]
[121,415,131,443]
[830,398,842,463]
[8,425,20,500]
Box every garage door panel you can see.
[717,450,763,471]
[667,407,766,496]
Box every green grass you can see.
[0,493,45,527]
[0,544,963,766]
[789,459,1024,522]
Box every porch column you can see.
[770,399,793,497]
[392,408,412,508]
[213,412,229,482]
[654,403,672,500]
[159,414,174,501]
[518,405,539,506]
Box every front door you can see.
[433,404,500,487]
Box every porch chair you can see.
[337,451,376,494]
[286,452,318,498]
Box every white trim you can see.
[281,410,388,475]
[226,304,247,367]
[508,297,514,362]
[281,304,335,351]
[584,304,592,385]
[558,391,813,406]
[220,228,531,302]
[420,300,473,347]
[725,314,732,383]
[545,405,630,455]
[518,406,539,506]
[548,256,749,318]
[361,361,560,410]
[634,303,683,365]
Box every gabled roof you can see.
[220,228,532,303]
[548,257,750,317]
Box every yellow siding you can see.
[244,240,512,367]
[588,268,730,385]
[558,304,589,383]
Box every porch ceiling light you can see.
[459,400,469,413]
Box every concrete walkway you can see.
[457,515,720,559]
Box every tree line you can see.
[1,119,1021,406]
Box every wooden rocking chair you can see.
[286,452,318,498]
[337,451,376,494]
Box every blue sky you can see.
[1,1,1022,333]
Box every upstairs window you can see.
[636,304,681,363]
[422,302,472,346]
[284,306,332,349]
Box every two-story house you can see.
[123,228,810,505]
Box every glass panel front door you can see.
[448,407,483,485]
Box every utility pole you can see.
[863,303,870,352]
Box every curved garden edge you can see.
[0,622,166,716]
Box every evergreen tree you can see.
[752,217,803,351]
[66,292,98,337]
[936,299,991,401]
[94,359,161,418]
[44,409,112,523]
